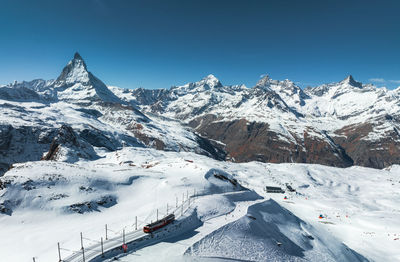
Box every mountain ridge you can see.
[1,53,400,169]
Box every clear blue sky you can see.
[0,0,399,89]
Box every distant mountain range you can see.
[1,52,399,174]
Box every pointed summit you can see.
[52,53,122,103]
[74,52,83,60]
[55,52,89,85]
[341,75,362,88]
[256,74,271,88]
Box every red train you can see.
[143,214,175,233]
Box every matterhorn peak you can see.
[52,52,122,103]
[341,75,362,88]
[73,52,83,61]
[55,52,89,86]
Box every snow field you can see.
[1,148,399,261]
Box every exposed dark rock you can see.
[42,125,98,162]
[0,125,57,176]
[0,125,13,150]
[79,128,118,151]
[67,195,117,214]
[49,194,69,201]
[0,85,41,102]
[131,88,169,106]
[334,123,400,168]
[22,179,36,190]
[79,186,94,192]
[0,200,12,216]
[191,116,353,167]
[76,108,103,118]
[195,134,226,161]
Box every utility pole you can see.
[156,209,158,221]
[33,258,36,262]
[57,242,61,262]
[80,232,85,262]
[123,229,125,245]
[101,237,104,258]
[135,216,137,230]
[105,224,108,240]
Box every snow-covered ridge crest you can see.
[170,74,224,96]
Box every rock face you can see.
[0,124,57,175]
[334,122,400,168]
[42,125,98,162]
[190,117,352,167]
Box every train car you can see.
[143,214,175,233]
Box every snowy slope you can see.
[187,199,366,261]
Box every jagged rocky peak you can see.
[340,75,362,88]
[255,74,295,87]
[255,74,271,88]
[255,74,298,92]
[73,52,84,61]
[55,52,90,86]
[305,75,364,97]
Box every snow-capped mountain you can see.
[0,53,223,175]
[53,52,122,104]
[2,52,400,171]
[113,73,400,169]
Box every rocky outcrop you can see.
[0,125,57,176]
[191,116,353,167]
[66,195,117,214]
[334,122,400,168]
[42,125,98,162]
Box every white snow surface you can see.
[1,148,399,262]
